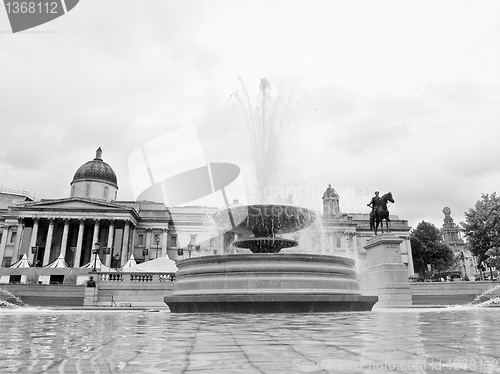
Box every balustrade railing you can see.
[96,272,176,283]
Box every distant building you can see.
[441,206,476,278]
[0,148,415,280]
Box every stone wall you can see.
[0,284,85,306]
[411,281,500,305]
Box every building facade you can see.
[441,206,476,279]
[0,149,415,279]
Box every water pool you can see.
[0,307,499,373]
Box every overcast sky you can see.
[1,1,500,230]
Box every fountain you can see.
[164,78,377,312]
[164,204,378,313]
[0,289,25,308]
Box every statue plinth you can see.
[362,234,412,308]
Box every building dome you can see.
[71,148,118,188]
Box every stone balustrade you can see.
[96,272,175,283]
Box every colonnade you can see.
[0,216,143,268]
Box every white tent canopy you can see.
[76,253,115,285]
[37,254,69,284]
[9,253,32,268]
[80,253,115,272]
[122,256,178,273]
[121,253,137,269]
[44,254,69,268]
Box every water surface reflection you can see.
[0,307,499,373]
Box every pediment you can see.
[21,198,127,211]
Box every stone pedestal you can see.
[83,287,97,306]
[363,235,412,308]
[165,254,377,313]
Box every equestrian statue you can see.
[368,191,395,235]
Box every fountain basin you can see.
[164,254,378,313]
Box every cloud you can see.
[1,0,500,231]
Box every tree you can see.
[461,192,500,264]
[410,221,455,278]
[485,247,500,269]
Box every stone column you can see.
[43,219,55,266]
[91,219,100,248]
[91,219,101,268]
[161,228,168,257]
[121,220,130,266]
[60,219,70,258]
[0,225,10,267]
[144,228,152,261]
[74,219,85,268]
[129,225,136,259]
[105,220,115,267]
[28,217,40,264]
[363,234,412,308]
[12,218,24,263]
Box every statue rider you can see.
[367,191,382,215]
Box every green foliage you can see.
[461,192,500,263]
[485,247,500,269]
[410,221,455,278]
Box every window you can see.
[336,237,342,248]
[137,234,144,246]
[10,232,17,243]
[85,184,91,196]
[103,187,108,199]
[171,235,177,247]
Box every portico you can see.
[0,198,140,268]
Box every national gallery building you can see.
[0,148,416,278]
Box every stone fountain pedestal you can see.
[165,204,378,313]
[164,253,378,313]
[363,235,412,308]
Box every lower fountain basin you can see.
[164,253,377,313]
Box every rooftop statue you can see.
[322,184,339,216]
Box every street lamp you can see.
[70,247,76,267]
[155,235,160,258]
[31,246,39,267]
[92,241,101,271]
[114,253,120,271]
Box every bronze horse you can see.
[370,192,395,235]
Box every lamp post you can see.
[31,246,39,267]
[114,253,120,271]
[92,241,101,272]
[155,235,160,258]
[70,247,76,267]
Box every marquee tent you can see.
[122,256,178,273]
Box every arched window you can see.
[103,186,108,199]
[85,184,91,196]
